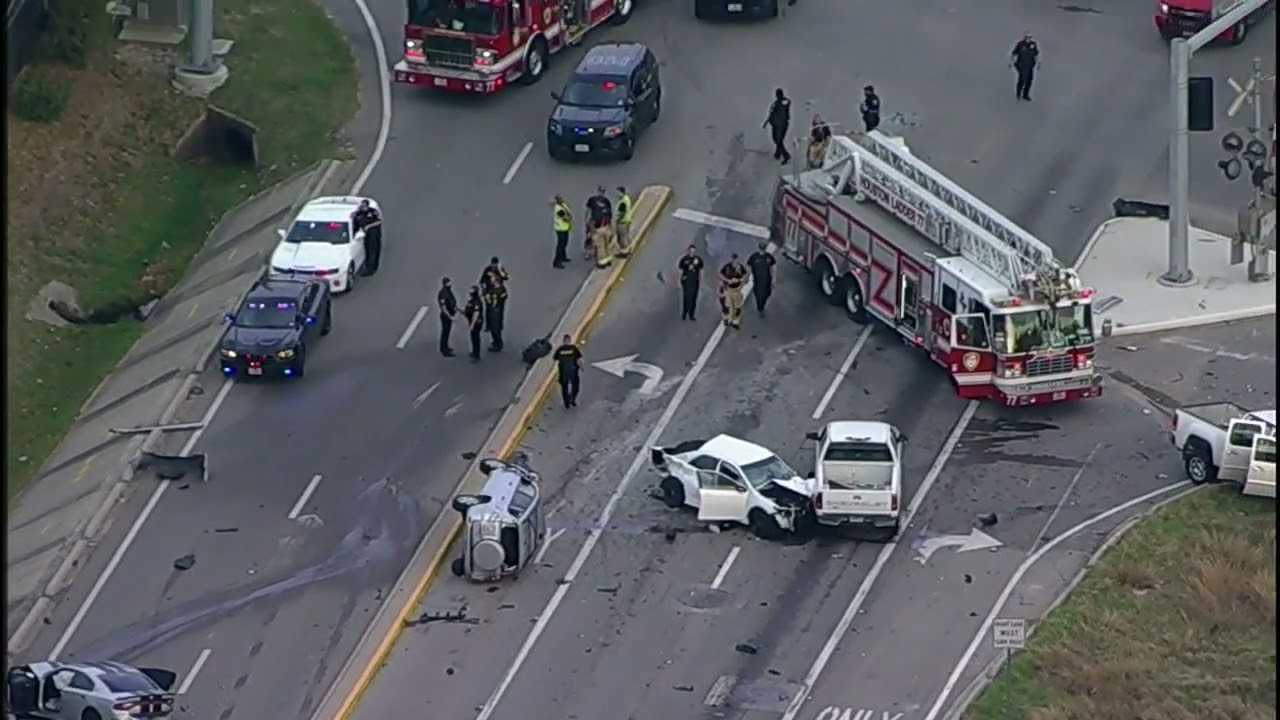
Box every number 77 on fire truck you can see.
[394,0,637,94]
[771,131,1104,407]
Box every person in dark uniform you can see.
[1011,33,1039,101]
[585,187,614,262]
[747,242,777,316]
[437,276,457,357]
[479,257,509,352]
[352,199,383,275]
[677,244,704,321]
[860,85,881,133]
[763,88,792,165]
[719,253,748,329]
[463,286,485,361]
[552,194,573,268]
[553,334,583,409]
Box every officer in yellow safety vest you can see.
[552,195,572,269]
[614,186,635,258]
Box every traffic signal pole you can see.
[1162,0,1270,286]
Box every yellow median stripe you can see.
[330,184,674,719]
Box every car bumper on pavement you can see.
[220,354,301,378]
[815,514,898,529]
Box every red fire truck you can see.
[394,0,636,93]
[771,132,1104,406]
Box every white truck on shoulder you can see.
[1172,402,1275,498]
[804,420,904,540]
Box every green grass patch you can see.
[963,488,1276,720]
[6,0,357,502]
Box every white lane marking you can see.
[1028,443,1098,554]
[288,474,323,520]
[50,378,236,660]
[1158,335,1274,363]
[349,0,391,195]
[502,142,534,185]
[475,301,738,720]
[412,381,441,410]
[923,481,1191,720]
[811,326,874,420]
[673,208,771,239]
[177,648,212,695]
[396,305,429,349]
[781,400,980,720]
[709,545,741,590]
[533,528,567,565]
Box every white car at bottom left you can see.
[269,196,379,294]
[7,660,177,720]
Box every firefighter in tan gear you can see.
[718,253,748,329]
[614,186,634,257]
[807,114,833,169]
[585,186,615,268]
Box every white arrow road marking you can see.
[592,354,664,395]
[412,381,441,410]
[914,528,1002,564]
[288,474,323,520]
[533,528,566,565]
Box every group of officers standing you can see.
[552,186,636,269]
[677,241,776,329]
[435,257,509,361]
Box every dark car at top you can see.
[546,42,661,162]
[694,0,780,20]
[219,277,331,379]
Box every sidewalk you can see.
[1075,217,1276,337]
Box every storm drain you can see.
[703,675,803,713]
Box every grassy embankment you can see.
[6,0,359,502]
[964,488,1275,720]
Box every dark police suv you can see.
[546,42,661,162]
[219,277,331,379]
[694,0,779,20]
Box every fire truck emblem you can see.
[962,352,980,372]
[543,6,552,24]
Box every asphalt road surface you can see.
[15,1,1275,719]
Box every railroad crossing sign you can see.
[992,618,1026,649]
[1227,70,1276,119]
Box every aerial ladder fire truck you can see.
[394,0,636,94]
[771,131,1104,406]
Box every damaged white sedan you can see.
[650,435,815,539]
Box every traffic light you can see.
[1188,76,1214,132]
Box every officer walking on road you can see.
[463,286,485,361]
[437,277,458,357]
[552,194,573,268]
[719,253,748,329]
[553,334,583,409]
[860,85,881,133]
[353,199,383,275]
[747,242,777,316]
[677,244,704,321]
[1011,32,1039,101]
[614,186,635,258]
[763,88,793,165]
[480,257,509,352]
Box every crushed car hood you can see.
[765,475,818,497]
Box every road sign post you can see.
[992,618,1026,719]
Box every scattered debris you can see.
[1119,345,1140,352]
[673,684,695,692]
[977,512,998,528]
[486,586,499,593]
[556,578,570,585]
[734,643,758,655]
[596,585,620,594]
[1156,472,1168,480]
[173,554,196,571]
[767,669,781,676]
[963,573,973,584]
[498,603,515,610]
[177,484,191,491]
[445,667,455,675]
[461,451,477,461]
[213,527,238,534]
[708,524,721,534]
[664,530,678,543]
[109,421,207,435]
[404,608,477,628]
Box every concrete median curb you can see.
[940,484,1206,720]
[311,184,675,720]
[1107,304,1277,337]
[6,158,347,661]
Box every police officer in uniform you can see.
[553,334,583,409]
[614,186,634,257]
[719,253,748,329]
[860,86,881,133]
[677,244,704,321]
[479,257,509,352]
[437,276,458,357]
[747,242,777,316]
[552,195,573,268]
[1011,33,1039,101]
[585,186,614,265]
[463,286,485,360]
[352,199,383,275]
[763,88,792,165]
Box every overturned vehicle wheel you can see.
[451,557,466,577]
[451,493,491,514]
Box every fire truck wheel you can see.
[842,276,868,323]
[609,0,634,24]
[816,258,841,304]
[520,38,548,86]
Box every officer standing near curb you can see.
[1011,32,1039,101]
[353,199,383,275]
[614,186,634,258]
[437,276,457,357]
[747,242,777,316]
[553,334,583,409]
[480,257,509,352]
[719,253,748,329]
[552,194,573,268]
[463,286,485,361]
[677,244,704,321]
[586,186,615,265]
[763,88,793,165]
[860,86,881,133]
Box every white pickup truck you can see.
[804,420,904,541]
[1172,402,1276,498]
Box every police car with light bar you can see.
[694,0,780,20]
[546,43,662,162]
[270,196,381,293]
[219,277,331,379]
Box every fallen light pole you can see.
[1163,0,1270,286]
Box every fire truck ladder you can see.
[849,131,1073,294]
